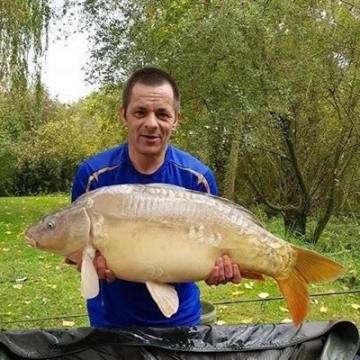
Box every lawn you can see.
[0,195,359,330]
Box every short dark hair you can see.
[122,67,180,113]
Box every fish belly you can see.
[94,220,222,283]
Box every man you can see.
[69,67,241,327]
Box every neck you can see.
[128,149,167,175]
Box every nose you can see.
[143,112,159,129]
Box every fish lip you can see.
[25,235,37,248]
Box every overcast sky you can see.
[42,31,97,103]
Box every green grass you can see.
[0,195,89,329]
[0,195,359,330]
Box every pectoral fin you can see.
[146,281,179,318]
[81,247,99,299]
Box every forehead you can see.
[129,83,175,107]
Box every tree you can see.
[0,0,51,92]
[82,0,360,242]
[83,0,263,197]
[238,1,360,241]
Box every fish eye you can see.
[45,220,56,230]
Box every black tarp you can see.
[0,320,359,360]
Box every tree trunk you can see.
[223,127,241,200]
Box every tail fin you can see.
[276,246,345,326]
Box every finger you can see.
[204,266,219,286]
[96,255,107,280]
[223,255,233,280]
[216,257,225,282]
[105,269,116,283]
[232,264,242,284]
[65,258,76,265]
[76,262,82,272]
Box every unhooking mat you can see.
[0,320,359,359]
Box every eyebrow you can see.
[156,107,171,112]
[133,104,172,112]
[133,105,147,111]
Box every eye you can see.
[157,112,171,121]
[45,220,56,230]
[134,109,145,117]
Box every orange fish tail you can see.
[276,246,345,326]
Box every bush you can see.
[0,135,18,196]
[14,116,101,195]
[10,108,126,195]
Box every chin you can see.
[139,145,164,156]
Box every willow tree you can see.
[0,0,53,195]
[0,0,53,139]
[0,0,51,91]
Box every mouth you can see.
[25,234,37,248]
[141,134,160,141]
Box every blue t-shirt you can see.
[72,143,218,327]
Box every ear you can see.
[120,106,127,126]
[172,112,181,130]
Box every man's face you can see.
[121,82,180,158]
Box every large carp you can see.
[25,184,345,326]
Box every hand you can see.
[205,255,241,286]
[65,251,116,282]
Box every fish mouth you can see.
[25,234,37,249]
